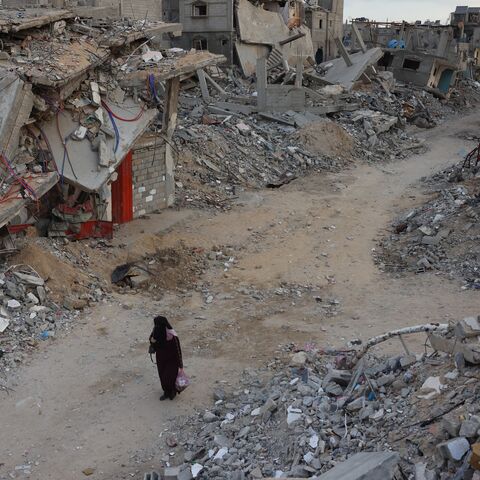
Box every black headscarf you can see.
[152,316,172,347]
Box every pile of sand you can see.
[294,120,355,161]
[9,242,92,302]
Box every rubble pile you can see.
[171,72,480,208]
[0,264,79,374]
[376,158,480,289]
[147,319,480,480]
[173,114,349,208]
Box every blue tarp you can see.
[387,39,406,49]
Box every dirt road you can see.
[1,112,479,479]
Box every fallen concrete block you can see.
[316,451,400,480]
[455,316,480,339]
[437,437,470,461]
[322,369,352,388]
[429,333,480,364]
[164,466,181,479]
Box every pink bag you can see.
[175,369,190,392]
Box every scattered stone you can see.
[459,416,480,439]
[291,351,308,366]
[437,437,470,461]
[316,452,400,480]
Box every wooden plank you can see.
[196,69,210,101]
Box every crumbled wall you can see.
[132,138,174,217]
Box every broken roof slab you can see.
[40,100,157,192]
[235,42,270,77]
[0,172,58,229]
[236,0,289,45]
[0,72,33,159]
[119,51,226,88]
[100,22,183,48]
[0,8,74,33]
[18,39,110,88]
[319,47,384,91]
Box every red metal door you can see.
[111,151,133,224]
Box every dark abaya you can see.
[155,336,183,398]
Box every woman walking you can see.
[149,316,183,400]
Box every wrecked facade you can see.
[0,7,223,243]
[305,0,344,62]
[348,21,463,94]
[165,0,339,68]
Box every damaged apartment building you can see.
[163,0,343,67]
[348,20,466,94]
[0,6,223,246]
[451,5,480,70]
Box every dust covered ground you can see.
[1,112,480,479]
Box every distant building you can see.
[164,0,235,63]
[305,0,344,62]
[451,6,480,66]
[164,0,344,65]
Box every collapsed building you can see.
[451,5,480,70]
[0,7,223,246]
[347,20,467,94]
[164,0,343,68]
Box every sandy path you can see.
[1,112,479,479]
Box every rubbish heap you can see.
[376,152,480,289]
[172,69,480,208]
[144,319,480,480]
[0,7,223,243]
[0,264,80,376]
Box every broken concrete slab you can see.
[454,316,480,339]
[119,51,226,88]
[237,0,289,45]
[317,451,400,480]
[318,48,384,91]
[0,8,74,33]
[437,437,470,461]
[41,100,156,192]
[0,73,34,159]
[429,333,480,364]
[235,42,270,77]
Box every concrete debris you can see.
[377,157,480,289]
[141,316,480,479]
[316,452,400,480]
[174,66,479,209]
[437,437,471,462]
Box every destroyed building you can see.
[305,0,344,63]
[347,21,464,94]
[2,0,162,20]
[0,7,223,243]
[451,5,480,69]
[164,0,337,68]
